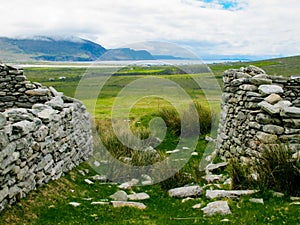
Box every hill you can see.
[0,36,155,62]
[100,48,154,60]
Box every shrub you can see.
[227,143,300,196]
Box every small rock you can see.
[93,161,100,167]
[289,202,300,205]
[206,190,258,199]
[141,174,152,181]
[168,185,203,198]
[69,202,81,207]
[110,190,128,201]
[91,175,107,182]
[202,174,223,183]
[166,149,180,154]
[84,179,94,185]
[223,178,232,186]
[91,202,109,205]
[191,152,198,156]
[141,180,153,186]
[249,198,264,204]
[78,170,86,176]
[201,201,231,216]
[127,193,150,201]
[290,196,300,201]
[220,219,230,222]
[205,162,227,172]
[111,201,146,210]
[272,191,284,198]
[182,197,194,203]
[118,179,139,189]
[205,136,215,142]
[264,94,282,105]
[192,203,202,209]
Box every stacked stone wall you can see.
[217,65,300,162]
[0,64,93,212]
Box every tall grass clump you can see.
[95,119,160,165]
[228,143,300,196]
[157,102,213,137]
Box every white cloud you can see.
[0,0,299,57]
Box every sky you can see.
[0,0,300,59]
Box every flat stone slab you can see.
[205,162,227,172]
[111,201,146,210]
[25,88,49,96]
[201,201,231,216]
[262,125,284,135]
[206,190,258,199]
[91,202,109,205]
[168,185,203,198]
[258,101,280,115]
[127,193,150,201]
[258,85,284,95]
[280,106,300,118]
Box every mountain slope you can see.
[0,36,106,62]
[100,48,154,60]
[0,36,156,62]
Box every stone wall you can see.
[217,65,300,163]
[0,64,52,111]
[0,64,93,212]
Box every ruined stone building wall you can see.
[0,64,93,212]
[217,65,300,163]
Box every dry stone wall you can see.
[0,64,93,212]
[217,65,300,163]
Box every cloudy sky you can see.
[1,0,300,58]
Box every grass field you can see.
[1,56,300,224]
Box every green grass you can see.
[1,162,299,225]
[1,56,299,224]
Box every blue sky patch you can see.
[201,0,240,10]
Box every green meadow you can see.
[1,56,299,224]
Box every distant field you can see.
[24,65,222,119]
[23,55,300,119]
